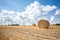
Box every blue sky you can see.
[0,0,60,11]
[0,0,60,25]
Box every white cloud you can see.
[40,17,48,20]
[41,5,57,15]
[0,1,57,25]
[1,9,15,15]
[55,9,60,15]
[42,5,57,12]
[0,9,16,25]
[50,16,55,23]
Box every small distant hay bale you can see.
[38,20,50,29]
[32,23,36,26]
[0,33,8,40]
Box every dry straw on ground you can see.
[0,32,8,40]
[38,19,50,29]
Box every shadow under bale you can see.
[0,32,8,40]
[38,20,50,29]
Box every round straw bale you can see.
[32,23,36,26]
[38,20,50,29]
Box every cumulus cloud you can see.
[55,9,60,15]
[50,16,55,23]
[0,1,57,25]
[42,5,57,15]
[0,9,17,25]
[42,5,57,12]
[1,9,15,15]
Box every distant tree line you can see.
[56,24,60,26]
[52,23,60,26]
[8,24,19,26]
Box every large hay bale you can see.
[0,32,8,40]
[38,20,50,29]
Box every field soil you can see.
[0,25,60,40]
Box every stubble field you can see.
[0,25,60,40]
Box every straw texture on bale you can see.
[0,32,8,40]
[38,20,50,29]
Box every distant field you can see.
[0,25,60,40]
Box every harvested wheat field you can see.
[0,25,60,40]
